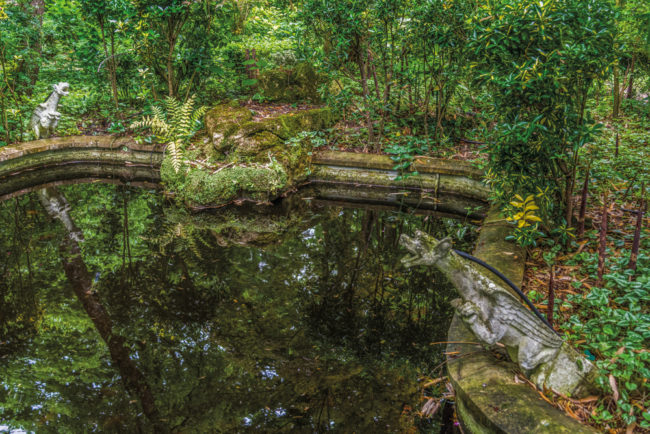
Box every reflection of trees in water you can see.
[0,183,477,432]
[37,187,167,433]
[303,209,459,365]
[0,186,160,432]
[0,197,44,354]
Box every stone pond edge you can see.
[447,207,598,433]
[0,136,598,432]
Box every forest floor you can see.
[522,198,649,431]
[322,121,485,163]
[520,108,649,432]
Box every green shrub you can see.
[471,0,616,225]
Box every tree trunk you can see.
[597,192,608,284]
[99,17,119,109]
[547,265,555,326]
[14,0,45,96]
[28,0,44,88]
[628,189,645,278]
[612,66,620,119]
[167,42,176,98]
[109,27,120,107]
[625,55,635,99]
[0,92,9,143]
[356,44,375,148]
[577,164,590,239]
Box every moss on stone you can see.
[204,101,336,159]
[161,101,338,208]
[204,101,254,156]
[447,204,599,433]
[448,316,598,433]
[160,155,288,207]
[257,62,324,102]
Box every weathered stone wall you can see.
[0,136,162,199]
[310,151,489,218]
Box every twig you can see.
[628,183,645,278]
[213,162,235,174]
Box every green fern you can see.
[131,95,207,173]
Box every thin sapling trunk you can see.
[547,265,555,326]
[578,164,590,239]
[628,186,645,279]
[597,192,609,284]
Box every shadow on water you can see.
[0,183,477,433]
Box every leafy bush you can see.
[470,0,616,225]
[385,135,431,180]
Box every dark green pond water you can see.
[0,183,477,433]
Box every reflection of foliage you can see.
[1,183,479,431]
[1,301,139,431]
[0,197,49,355]
[302,211,461,368]
[0,193,141,430]
[151,220,212,262]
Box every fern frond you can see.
[151,105,165,120]
[166,97,182,131]
[168,140,183,173]
[179,96,197,135]
[185,232,204,261]
[132,95,207,174]
[131,115,171,138]
[190,106,208,129]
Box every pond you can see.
[0,182,478,433]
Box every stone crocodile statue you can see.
[400,229,597,397]
[30,82,69,139]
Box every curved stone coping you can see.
[0,163,160,201]
[446,207,597,433]
[310,151,490,208]
[0,135,161,161]
[313,150,483,180]
[309,182,487,219]
[0,140,489,216]
[0,136,163,178]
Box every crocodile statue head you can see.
[400,229,452,268]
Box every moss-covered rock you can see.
[163,101,338,208]
[204,101,254,156]
[205,102,335,156]
[257,62,324,102]
[161,155,288,207]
